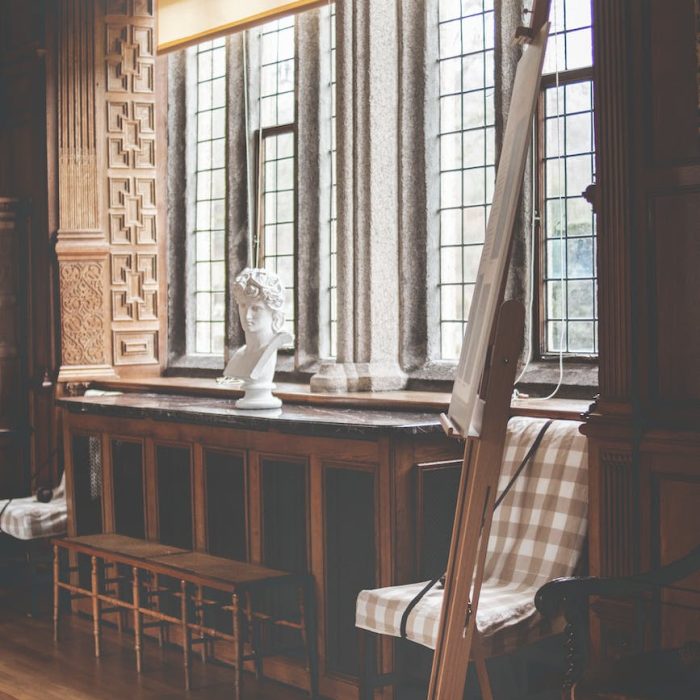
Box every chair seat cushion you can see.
[0,495,67,540]
[356,578,561,654]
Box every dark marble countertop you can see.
[57,392,446,438]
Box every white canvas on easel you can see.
[447,22,551,440]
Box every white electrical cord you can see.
[514,3,565,400]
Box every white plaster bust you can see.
[223,267,293,409]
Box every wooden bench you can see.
[52,534,318,699]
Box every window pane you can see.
[438,0,495,360]
[189,39,227,355]
[542,76,597,355]
[259,19,296,129]
[260,132,296,339]
[543,0,593,74]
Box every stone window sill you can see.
[78,375,591,420]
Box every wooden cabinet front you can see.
[60,399,461,699]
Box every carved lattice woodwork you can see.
[103,0,161,368]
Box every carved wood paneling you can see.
[648,0,700,163]
[651,191,700,406]
[103,0,161,370]
[598,450,636,577]
[59,262,107,366]
[58,0,98,230]
[56,0,115,380]
[113,329,158,365]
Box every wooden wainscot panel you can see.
[109,435,146,539]
[321,459,378,699]
[416,459,462,581]
[651,190,700,416]
[587,438,637,659]
[643,448,700,649]
[153,440,194,549]
[648,0,700,164]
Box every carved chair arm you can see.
[536,545,700,699]
[535,543,700,621]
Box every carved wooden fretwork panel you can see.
[599,450,636,577]
[104,0,161,370]
[59,262,107,366]
[108,176,157,245]
[105,21,154,94]
[106,100,155,169]
[113,330,158,365]
[111,253,158,321]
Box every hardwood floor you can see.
[0,588,309,700]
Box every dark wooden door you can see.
[0,198,28,495]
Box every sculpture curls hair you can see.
[232,267,286,331]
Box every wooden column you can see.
[56,0,116,381]
[586,0,700,659]
[56,0,166,381]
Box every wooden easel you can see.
[427,3,551,699]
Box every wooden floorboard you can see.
[0,589,309,700]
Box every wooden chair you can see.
[535,544,700,700]
[355,416,589,699]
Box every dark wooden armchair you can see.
[535,544,700,700]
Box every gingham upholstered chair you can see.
[355,416,588,700]
[0,473,67,614]
[0,472,67,541]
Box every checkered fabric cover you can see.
[0,473,67,541]
[356,416,588,655]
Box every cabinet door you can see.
[155,444,193,549]
[204,448,247,560]
[259,456,309,656]
[416,461,461,580]
[112,439,145,538]
[323,465,376,677]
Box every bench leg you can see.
[132,567,143,673]
[180,579,191,691]
[196,585,207,663]
[53,545,59,643]
[244,591,262,680]
[298,582,319,700]
[91,556,101,658]
[231,592,242,700]
[152,572,164,647]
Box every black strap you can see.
[0,498,13,535]
[398,419,554,638]
[492,419,553,511]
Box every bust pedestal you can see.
[236,381,282,409]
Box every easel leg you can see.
[472,631,494,700]
[428,300,524,699]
